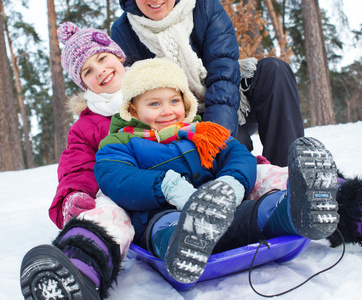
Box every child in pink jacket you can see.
[20,22,134,300]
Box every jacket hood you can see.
[119,0,143,15]
[67,92,88,116]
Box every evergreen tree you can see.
[269,1,344,126]
[330,60,362,124]
[56,0,121,34]
[18,48,56,166]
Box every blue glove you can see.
[216,175,245,206]
[161,170,196,210]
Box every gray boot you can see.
[165,180,236,284]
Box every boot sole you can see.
[20,245,100,300]
[165,180,236,283]
[288,137,339,240]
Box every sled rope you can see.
[248,229,346,297]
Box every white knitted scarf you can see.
[84,89,123,117]
[128,0,257,125]
[127,0,207,112]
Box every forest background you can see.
[0,0,361,171]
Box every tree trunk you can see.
[346,99,351,122]
[351,93,360,122]
[302,0,336,126]
[47,0,69,161]
[0,0,25,170]
[41,118,51,165]
[263,0,285,50]
[1,2,33,168]
[104,0,111,35]
[0,10,14,171]
[245,0,264,56]
[315,0,332,97]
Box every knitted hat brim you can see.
[120,58,198,123]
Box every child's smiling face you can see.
[81,53,125,94]
[129,87,186,131]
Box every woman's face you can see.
[135,0,176,21]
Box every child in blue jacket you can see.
[110,0,304,167]
[95,58,340,284]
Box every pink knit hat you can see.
[57,22,126,90]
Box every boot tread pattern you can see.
[288,137,339,239]
[165,180,236,283]
[20,245,96,300]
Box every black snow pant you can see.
[212,199,266,254]
[237,57,304,167]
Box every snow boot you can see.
[164,180,236,284]
[287,137,339,239]
[259,137,340,240]
[327,175,362,247]
[20,218,122,300]
[148,211,180,260]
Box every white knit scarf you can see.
[84,89,123,117]
[127,0,207,112]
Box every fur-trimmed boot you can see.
[327,175,362,247]
[20,218,122,300]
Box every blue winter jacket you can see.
[94,115,257,244]
[111,0,241,136]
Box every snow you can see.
[1,121,362,300]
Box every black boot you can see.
[287,137,340,239]
[255,137,340,241]
[327,175,362,247]
[20,219,122,299]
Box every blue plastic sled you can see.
[127,235,310,291]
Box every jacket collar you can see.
[109,112,201,134]
[109,113,150,134]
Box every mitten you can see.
[62,192,96,224]
[161,170,196,210]
[216,175,245,206]
[256,155,271,165]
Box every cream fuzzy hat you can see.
[120,58,198,123]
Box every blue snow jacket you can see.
[94,115,256,244]
[111,0,241,137]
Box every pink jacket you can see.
[48,93,111,228]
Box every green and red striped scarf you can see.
[119,121,230,169]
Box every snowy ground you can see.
[1,121,362,300]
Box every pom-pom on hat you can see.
[120,58,198,123]
[57,22,126,90]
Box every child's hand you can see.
[216,176,245,206]
[62,192,96,224]
[161,170,196,210]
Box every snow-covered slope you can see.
[1,122,361,300]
